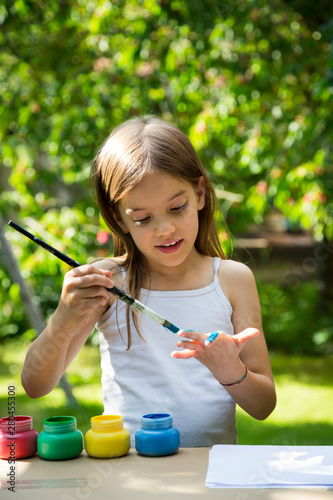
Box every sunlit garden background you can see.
[0,0,332,444]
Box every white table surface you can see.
[1,447,332,499]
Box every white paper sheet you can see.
[205,445,333,488]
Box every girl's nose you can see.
[155,216,175,237]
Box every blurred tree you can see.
[283,0,333,29]
[0,0,332,348]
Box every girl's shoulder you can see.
[218,258,254,277]
[217,259,256,305]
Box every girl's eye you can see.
[133,203,187,225]
[133,216,150,225]
[171,202,187,213]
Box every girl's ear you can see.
[111,210,130,234]
[196,176,206,210]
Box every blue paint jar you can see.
[135,413,180,457]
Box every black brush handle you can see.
[8,220,180,334]
[8,220,134,303]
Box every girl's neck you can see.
[142,252,215,291]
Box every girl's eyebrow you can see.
[128,189,187,212]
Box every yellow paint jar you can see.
[84,415,130,458]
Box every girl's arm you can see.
[172,260,277,420]
[21,263,115,398]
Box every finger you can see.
[84,296,109,308]
[100,269,114,282]
[75,286,111,299]
[178,329,206,344]
[69,265,113,283]
[70,264,108,277]
[66,271,114,290]
[171,349,199,359]
[176,340,202,351]
[78,275,114,290]
[204,330,219,346]
[233,327,260,347]
[102,270,113,277]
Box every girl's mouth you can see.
[155,239,183,254]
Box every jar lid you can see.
[43,416,77,433]
[0,415,33,432]
[140,413,173,430]
[90,415,123,431]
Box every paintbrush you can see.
[8,220,181,334]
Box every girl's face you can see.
[115,171,205,272]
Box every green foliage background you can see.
[0,0,332,351]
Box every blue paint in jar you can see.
[135,413,180,457]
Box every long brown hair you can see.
[91,115,226,348]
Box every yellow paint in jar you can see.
[84,415,130,458]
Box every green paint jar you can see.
[37,416,83,460]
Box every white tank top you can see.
[96,257,237,447]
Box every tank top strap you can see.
[212,257,232,314]
[121,266,126,279]
[213,257,221,276]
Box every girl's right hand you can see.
[21,264,114,399]
[54,265,114,332]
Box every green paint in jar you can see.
[37,416,83,460]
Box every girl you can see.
[21,115,276,447]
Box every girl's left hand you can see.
[171,328,260,383]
